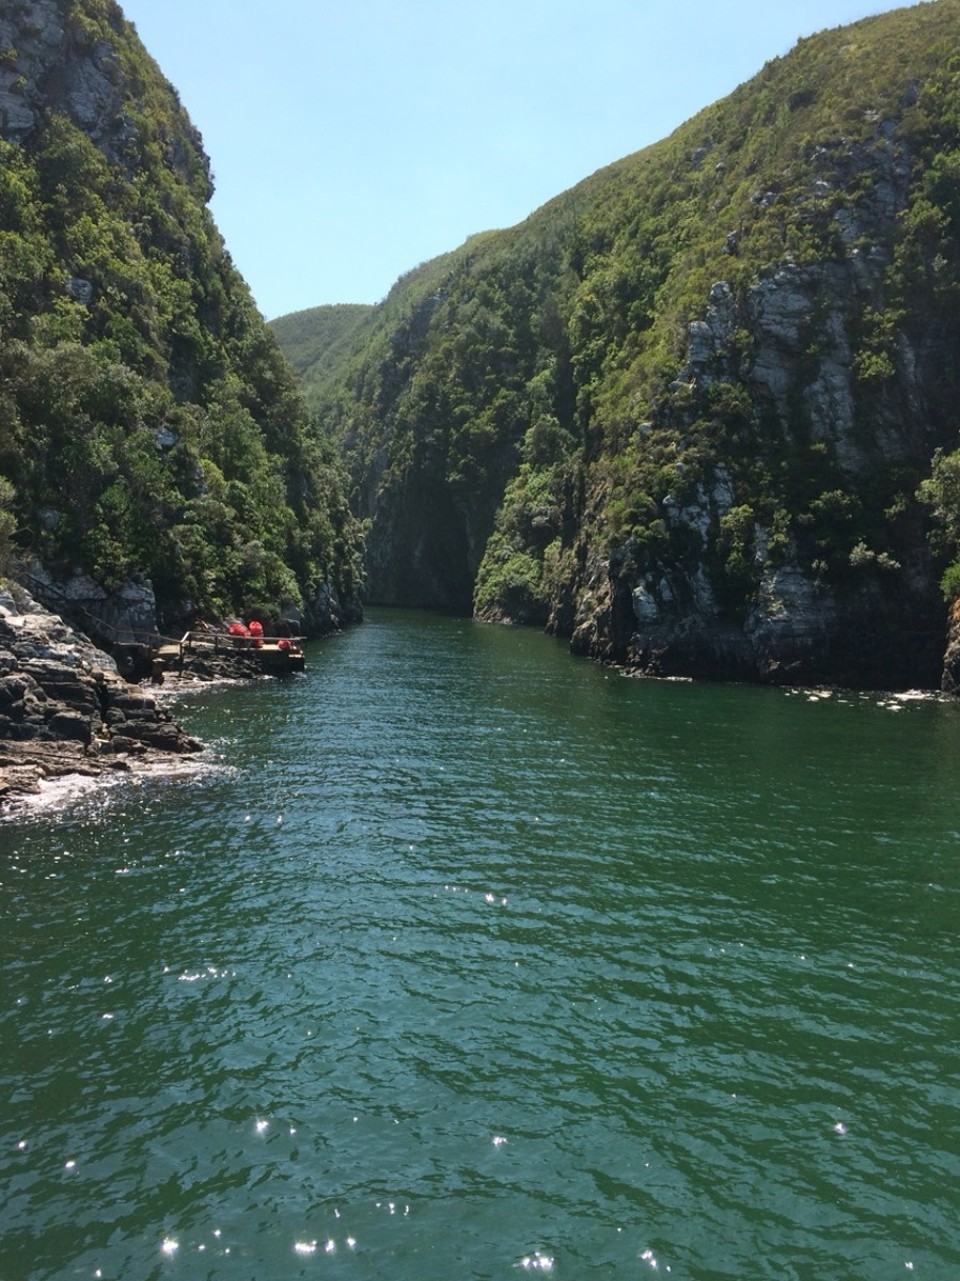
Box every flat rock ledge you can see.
[0,585,202,815]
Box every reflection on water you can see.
[1,610,959,1280]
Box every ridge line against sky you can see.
[118,0,924,321]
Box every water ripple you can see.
[2,612,960,1279]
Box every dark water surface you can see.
[2,610,959,1280]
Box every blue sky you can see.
[119,0,922,320]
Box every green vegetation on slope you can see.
[276,0,960,682]
[268,304,375,383]
[0,0,361,629]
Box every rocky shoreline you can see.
[0,585,203,817]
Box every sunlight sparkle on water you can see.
[7,612,960,1281]
[519,1251,554,1271]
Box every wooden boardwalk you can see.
[152,630,306,678]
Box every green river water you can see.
[1,609,959,1280]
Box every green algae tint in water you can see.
[1,608,960,1281]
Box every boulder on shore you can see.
[0,583,202,814]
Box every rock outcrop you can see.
[0,0,208,185]
[941,599,960,694]
[0,585,201,813]
[16,559,160,649]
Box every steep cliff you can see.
[280,0,960,688]
[0,0,362,638]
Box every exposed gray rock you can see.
[747,264,814,414]
[684,281,735,376]
[0,584,202,811]
[155,426,179,449]
[601,111,945,689]
[0,0,210,191]
[686,320,714,367]
[0,97,36,138]
[67,276,93,304]
[744,564,839,675]
[632,586,660,625]
[306,578,362,632]
[18,560,159,646]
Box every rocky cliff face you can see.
[565,115,952,686]
[568,211,946,683]
[0,0,207,187]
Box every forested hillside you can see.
[0,0,362,636]
[277,0,960,687]
[269,304,375,387]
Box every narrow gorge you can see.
[277,0,960,691]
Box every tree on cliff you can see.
[918,448,960,601]
[0,0,362,632]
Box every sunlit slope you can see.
[279,0,960,683]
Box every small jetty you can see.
[151,629,306,681]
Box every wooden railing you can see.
[172,630,305,660]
